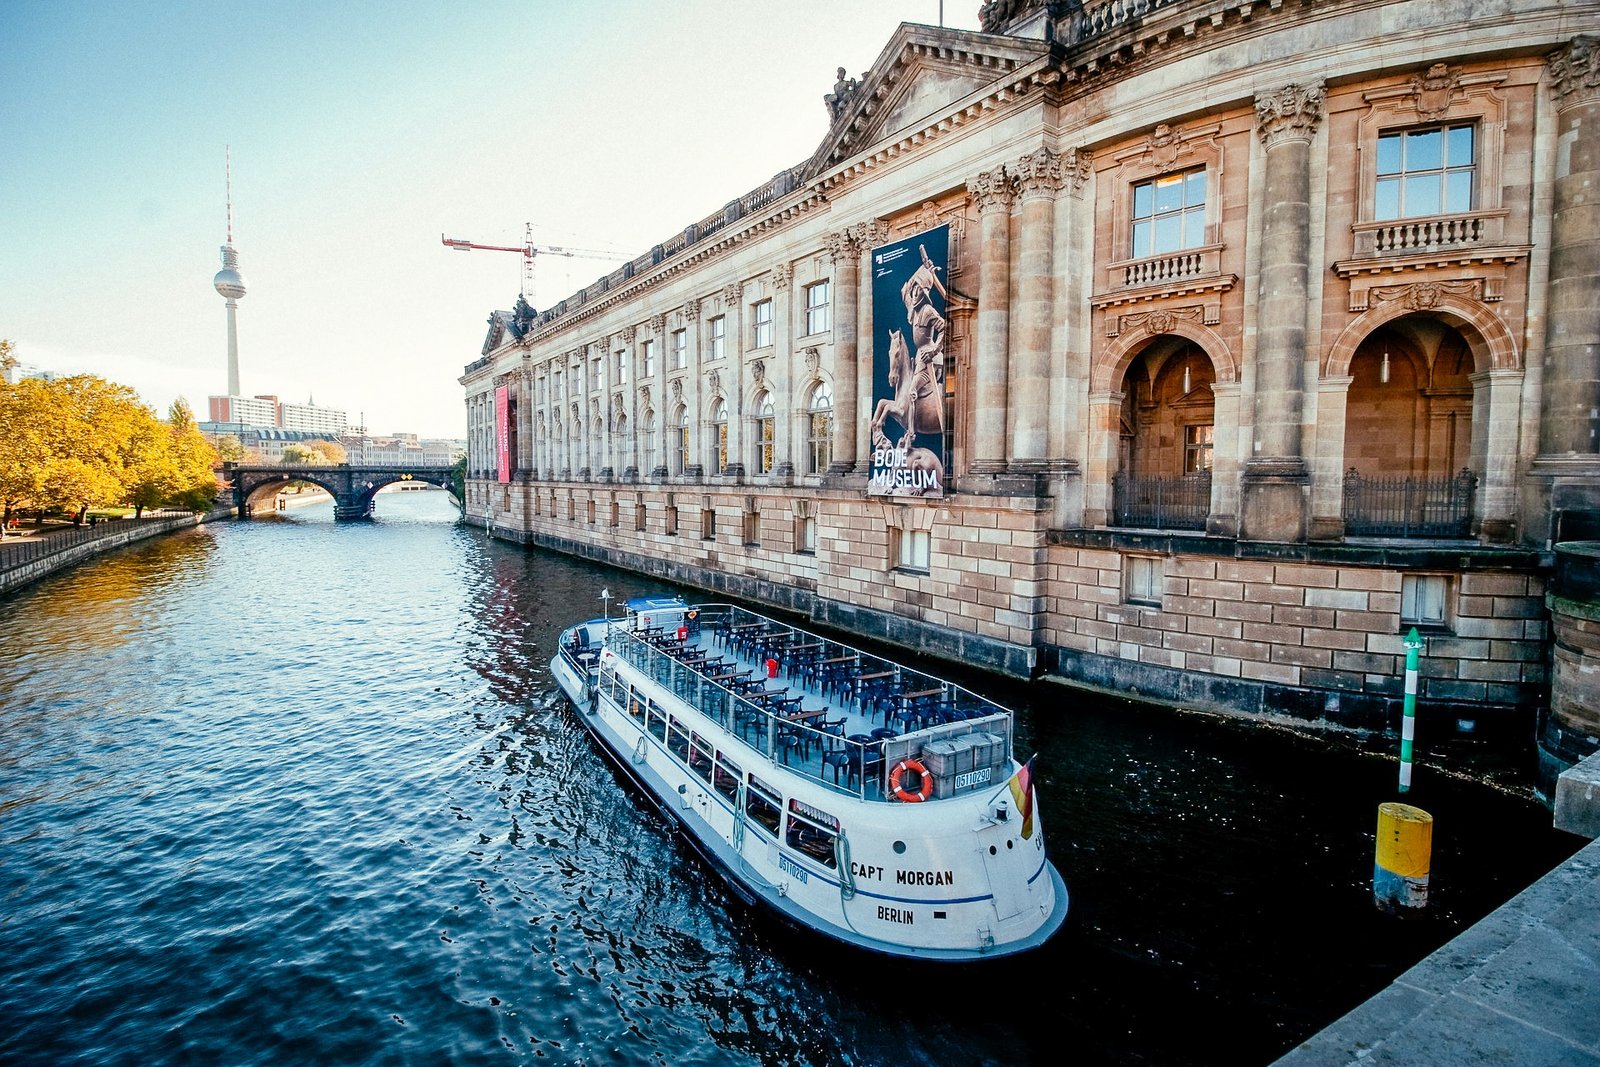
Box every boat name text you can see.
[896,869,956,886]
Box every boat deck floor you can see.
[641,625,917,800]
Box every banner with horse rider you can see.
[868,225,949,498]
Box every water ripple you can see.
[0,493,1579,1066]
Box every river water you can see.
[0,490,1582,1066]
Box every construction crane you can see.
[441,223,629,307]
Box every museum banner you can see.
[868,224,948,498]
[495,384,511,485]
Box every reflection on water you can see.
[0,491,1581,1066]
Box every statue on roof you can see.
[824,66,860,122]
[979,0,1053,33]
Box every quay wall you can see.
[471,481,1549,736]
[0,510,230,598]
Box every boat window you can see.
[667,717,691,763]
[745,776,782,837]
[648,702,667,742]
[784,804,839,869]
[625,688,645,721]
[688,733,714,783]
[712,756,741,802]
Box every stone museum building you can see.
[462,0,1600,787]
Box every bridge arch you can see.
[224,464,457,521]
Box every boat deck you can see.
[597,605,1012,803]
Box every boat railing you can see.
[603,603,1014,802]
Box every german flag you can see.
[1007,757,1036,840]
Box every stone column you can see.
[649,314,669,481]
[683,301,704,480]
[723,283,746,481]
[853,220,888,475]
[1541,542,1600,805]
[824,229,859,478]
[1240,83,1323,542]
[968,165,1014,477]
[1009,148,1063,481]
[772,262,796,481]
[1531,36,1600,540]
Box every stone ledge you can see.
[1555,749,1600,839]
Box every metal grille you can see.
[1342,468,1476,538]
[1112,471,1211,531]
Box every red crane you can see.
[440,223,628,305]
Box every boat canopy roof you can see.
[625,595,688,614]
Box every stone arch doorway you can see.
[1118,338,1217,478]
[1111,336,1219,530]
[1345,318,1474,480]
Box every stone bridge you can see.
[223,463,458,521]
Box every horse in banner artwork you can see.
[870,329,945,453]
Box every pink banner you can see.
[495,385,510,484]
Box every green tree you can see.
[213,433,246,462]
[281,441,329,465]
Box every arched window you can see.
[754,391,775,475]
[674,405,689,475]
[807,382,834,474]
[711,398,729,474]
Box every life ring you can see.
[889,758,934,803]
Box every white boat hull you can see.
[551,604,1067,961]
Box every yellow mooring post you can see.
[1374,802,1433,913]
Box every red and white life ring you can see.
[889,758,934,803]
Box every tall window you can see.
[642,410,656,474]
[1184,424,1214,473]
[674,406,689,474]
[807,382,834,473]
[1132,168,1207,257]
[1125,555,1162,607]
[671,329,687,370]
[894,528,930,571]
[553,369,563,400]
[1402,574,1451,630]
[709,316,726,360]
[1376,124,1475,220]
[751,299,773,348]
[804,281,830,335]
[796,516,817,554]
[754,391,775,474]
[642,339,656,377]
[711,399,729,473]
[614,350,628,386]
[591,356,603,391]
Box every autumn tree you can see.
[164,398,221,513]
[303,438,347,464]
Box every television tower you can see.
[213,146,248,397]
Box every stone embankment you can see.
[0,509,231,596]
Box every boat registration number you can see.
[953,767,993,790]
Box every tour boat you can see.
[550,593,1068,960]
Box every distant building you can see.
[206,393,348,435]
[208,394,279,427]
[3,363,58,385]
[279,399,348,435]
[346,433,464,466]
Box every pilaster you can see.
[969,164,1014,478]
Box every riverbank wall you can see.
[0,508,233,597]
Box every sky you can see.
[1,1,980,440]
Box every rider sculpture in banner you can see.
[869,232,949,498]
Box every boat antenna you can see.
[599,587,613,620]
